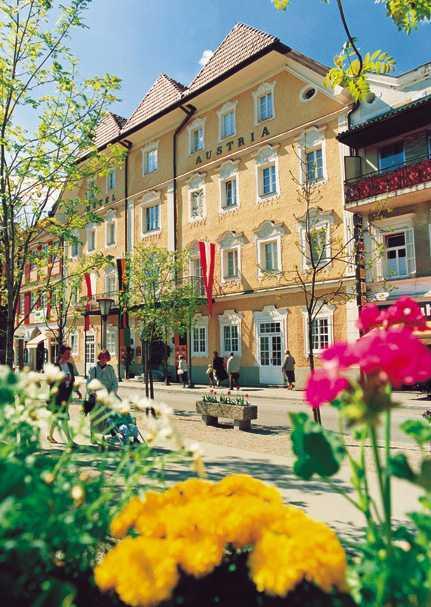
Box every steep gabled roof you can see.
[122,74,186,133]
[187,23,287,94]
[94,112,127,148]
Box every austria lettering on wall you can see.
[195,127,270,165]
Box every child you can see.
[206,363,216,387]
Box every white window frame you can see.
[105,267,117,296]
[306,147,324,184]
[188,174,206,222]
[303,305,335,355]
[252,81,276,125]
[142,142,159,175]
[140,191,161,237]
[255,145,279,202]
[86,223,96,253]
[105,211,116,247]
[70,331,79,356]
[106,168,116,191]
[85,176,97,207]
[219,160,240,213]
[217,100,237,141]
[218,230,246,284]
[219,310,242,357]
[191,314,208,357]
[188,118,206,155]
[189,253,205,296]
[254,220,286,277]
[85,331,96,365]
[299,213,333,271]
[299,84,317,103]
[297,126,328,185]
[69,230,80,259]
[372,213,416,281]
[222,247,240,281]
[383,229,411,279]
[106,325,117,356]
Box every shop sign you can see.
[194,127,271,165]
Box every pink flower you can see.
[356,327,431,387]
[383,297,427,332]
[305,370,350,408]
[357,303,383,333]
[321,342,359,372]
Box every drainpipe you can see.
[172,105,196,387]
[118,139,132,381]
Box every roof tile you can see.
[122,74,186,133]
[188,23,279,93]
[94,112,126,148]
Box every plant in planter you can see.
[198,391,257,430]
[95,474,355,607]
[289,297,431,607]
[202,389,250,406]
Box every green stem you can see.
[384,409,392,534]
[370,423,392,549]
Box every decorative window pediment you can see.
[219,159,239,180]
[188,173,206,190]
[141,190,160,207]
[218,230,246,249]
[297,207,334,226]
[253,220,287,241]
[256,144,278,166]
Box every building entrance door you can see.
[257,321,283,384]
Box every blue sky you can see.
[71,0,431,120]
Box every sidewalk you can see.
[119,378,431,410]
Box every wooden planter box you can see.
[196,401,258,431]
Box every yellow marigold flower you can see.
[163,478,213,505]
[211,473,283,505]
[110,497,146,538]
[95,537,179,607]
[171,532,225,578]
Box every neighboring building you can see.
[17,23,360,386]
[339,63,431,340]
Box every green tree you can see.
[128,246,201,396]
[0,0,123,366]
[273,0,431,100]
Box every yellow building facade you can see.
[17,24,359,387]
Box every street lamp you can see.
[97,297,113,350]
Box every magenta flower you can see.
[305,370,350,408]
[321,342,359,372]
[356,327,431,387]
[383,297,427,332]
[357,303,383,333]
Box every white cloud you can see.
[198,49,214,67]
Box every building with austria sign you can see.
[16,23,363,387]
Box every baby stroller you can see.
[105,412,143,447]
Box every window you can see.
[70,239,79,258]
[262,241,279,272]
[258,92,273,122]
[306,148,324,183]
[302,222,330,269]
[105,269,117,296]
[223,325,239,354]
[87,224,96,253]
[224,178,237,208]
[300,86,317,102]
[384,232,409,278]
[191,126,204,153]
[70,287,79,305]
[192,326,207,355]
[224,249,239,279]
[70,332,78,355]
[106,326,117,356]
[86,177,97,207]
[190,188,204,220]
[144,204,160,233]
[312,317,330,351]
[262,166,277,196]
[107,168,116,190]
[106,213,116,246]
[222,111,235,139]
[379,142,404,172]
[85,333,95,365]
[190,257,205,296]
[143,146,158,174]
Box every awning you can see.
[26,333,47,348]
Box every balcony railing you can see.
[345,154,431,204]
[79,291,120,313]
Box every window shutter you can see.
[405,227,416,275]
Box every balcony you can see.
[345,154,431,208]
[78,291,120,314]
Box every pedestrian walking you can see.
[47,345,77,447]
[227,352,240,390]
[212,351,227,387]
[87,350,119,442]
[206,363,216,387]
[177,355,188,387]
[282,350,296,390]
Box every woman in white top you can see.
[177,355,188,388]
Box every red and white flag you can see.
[84,272,93,331]
[198,241,216,316]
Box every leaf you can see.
[389,453,416,482]
[401,419,431,446]
[289,412,346,480]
